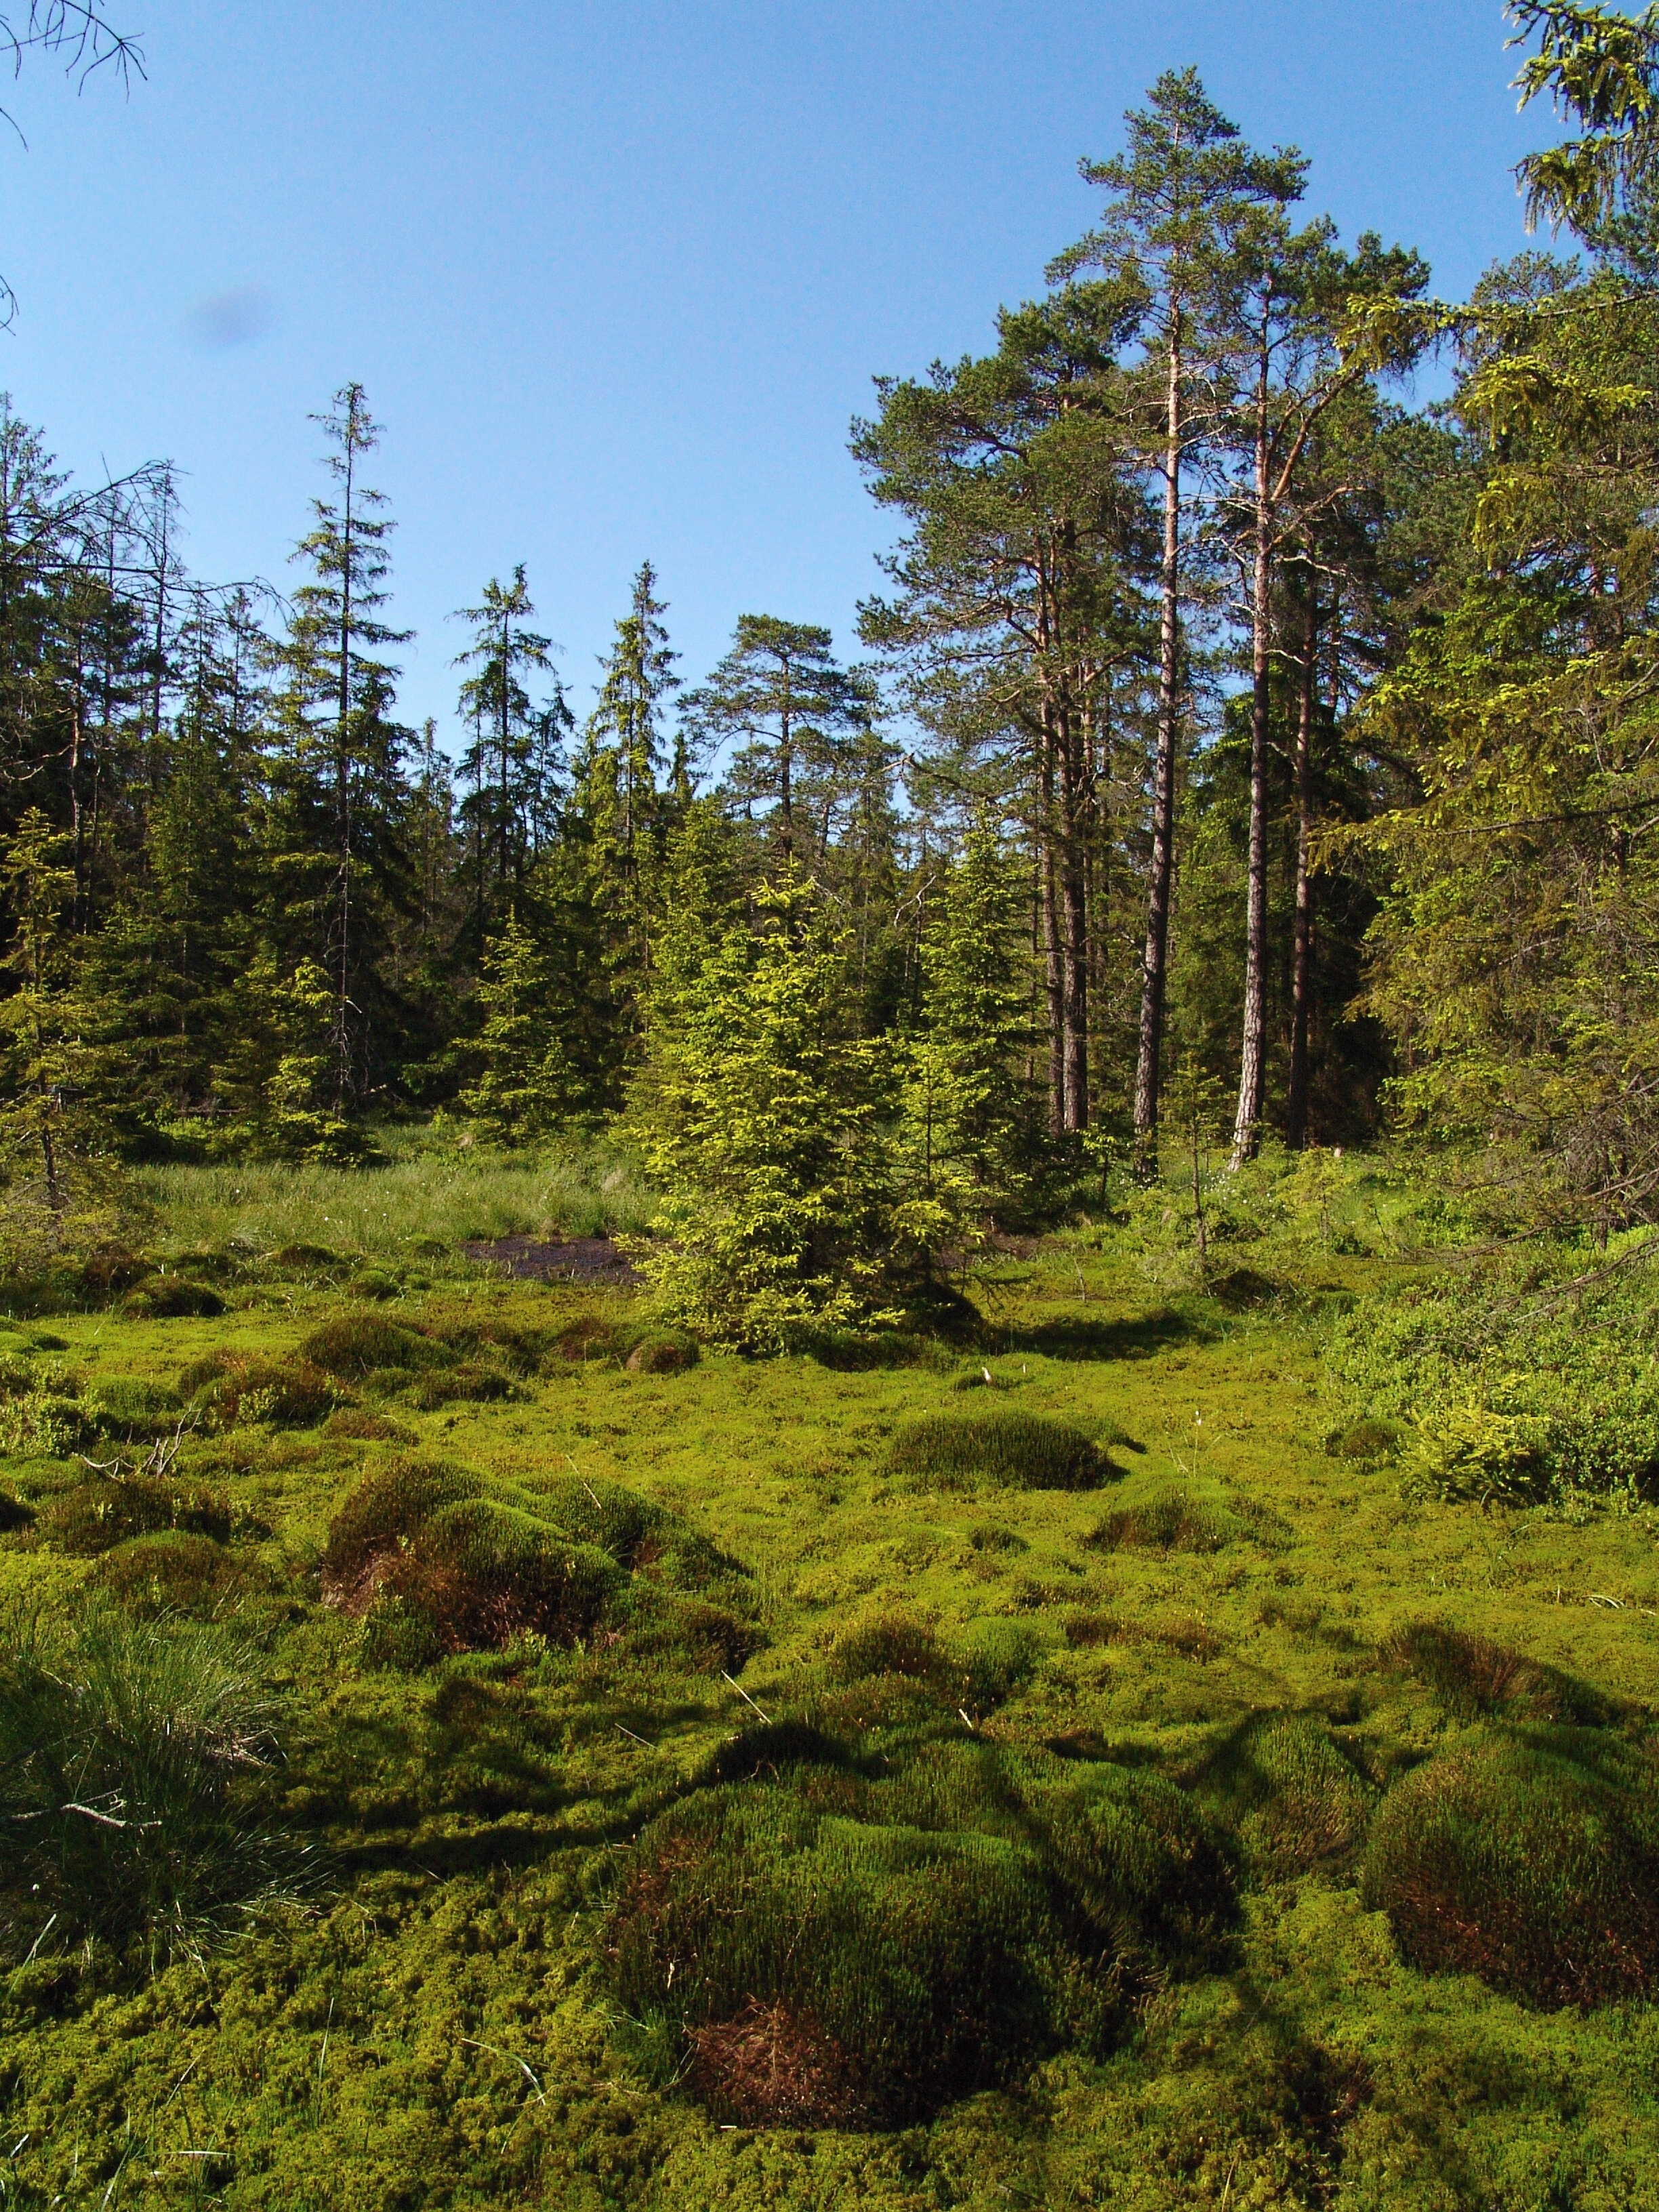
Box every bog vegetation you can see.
[6,3,1659,2207]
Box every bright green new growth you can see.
[630,873,916,1351]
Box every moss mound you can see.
[1191,1714,1377,1879]
[1363,1728,1659,2007]
[84,1377,184,1439]
[323,1459,750,1664]
[1088,1483,1290,1555]
[609,1738,1233,2126]
[90,1532,276,1619]
[888,1410,1107,1492]
[297,1315,447,1378]
[1380,1620,1616,1725]
[323,1408,413,1443]
[624,1331,700,1374]
[41,1476,234,1556]
[122,1278,226,1319]
[407,1361,514,1410]
[179,1351,336,1429]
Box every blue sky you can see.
[1,1,1560,743]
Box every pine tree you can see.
[682,616,872,866]
[1050,72,1305,1172]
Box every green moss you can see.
[1364,1727,1659,2007]
[7,1197,1659,2201]
[888,1408,1107,1491]
[40,1475,234,1554]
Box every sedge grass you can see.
[135,1134,655,1259]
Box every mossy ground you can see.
[3,1214,1659,2208]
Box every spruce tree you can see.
[628,872,907,1351]
[0,807,120,1216]
[900,817,1039,1226]
[459,911,581,1146]
[266,384,412,1115]
[453,565,567,937]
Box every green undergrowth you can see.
[3,1198,1659,2205]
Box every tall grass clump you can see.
[888,1409,1107,1492]
[0,1608,310,1971]
[1363,1728,1659,2007]
[135,1132,654,1262]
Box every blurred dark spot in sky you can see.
[187,287,271,349]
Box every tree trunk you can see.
[1133,314,1183,1178]
[1040,735,1065,1136]
[1286,581,1317,1149]
[1230,380,1273,1169]
[1057,705,1089,1132]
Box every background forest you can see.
[8,1,1656,1341]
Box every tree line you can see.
[5,3,1659,1332]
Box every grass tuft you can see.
[0,1607,312,1971]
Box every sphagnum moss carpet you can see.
[3,1234,1659,2209]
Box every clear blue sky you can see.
[1,1,1559,744]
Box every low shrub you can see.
[1379,1621,1616,1726]
[41,1475,234,1555]
[1326,1262,1659,1502]
[609,1738,1234,2126]
[123,1278,226,1320]
[90,1532,274,1619]
[1325,1418,1401,1461]
[0,1490,32,1533]
[298,1314,446,1378]
[0,1608,310,1970]
[888,1410,1107,1492]
[1363,1728,1659,2007]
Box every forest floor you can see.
[3,1188,1658,2209]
